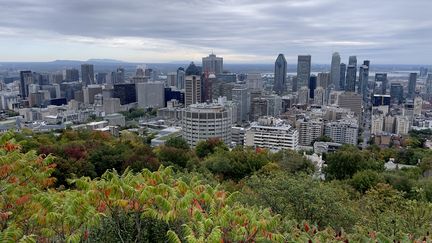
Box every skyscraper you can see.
[348,56,357,66]
[202,53,223,74]
[390,83,404,104]
[345,56,357,92]
[95,73,107,84]
[20,71,33,98]
[176,67,185,90]
[426,74,432,97]
[309,75,317,99]
[317,72,330,88]
[296,55,311,90]
[408,73,417,98]
[273,54,287,95]
[232,87,249,123]
[339,63,346,91]
[375,73,388,94]
[358,60,370,100]
[65,68,79,82]
[185,62,202,106]
[345,65,356,92]
[116,67,125,83]
[81,64,94,86]
[330,52,341,90]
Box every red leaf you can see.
[16,194,30,206]
[304,222,310,232]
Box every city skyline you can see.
[1,0,431,64]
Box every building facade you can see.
[181,103,232,147]
[245,117,298,151]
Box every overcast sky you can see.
[0,0,431,64]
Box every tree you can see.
[271,149,315,174]
[164,137,190,150]
[324,145,384,180]
[241,171,358,231]
[195,138,228,158]
[204,147,271,180]
[350,170,383,193]
[314,135,332,143]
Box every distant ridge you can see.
[86,58,126,63]
[50,59,126,64]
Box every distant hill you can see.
[86,59,126,63]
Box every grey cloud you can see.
[0,0,431,63]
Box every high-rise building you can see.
[181,103,232,147]
[317,72,331,88]
[264,94,282,117]
[330,52,341,90]
[345,65,356,92]
[20,71,33,98]
[371,114,384,135]
[201,73,213,102]
[83,85,102,105]
[135,67,145,77]
[414,96,423,116]
[113,83,136,105]
[65,69,79,82]
[297,86,309,105]
[390,83,404,104]
[348,56,357,66]
[185,62,202,106]
[166,72,177,87]
[345,56,357,92]
[273,54,287,94]
[296,55,311,90]
[338,92,362,118]
[245,117,298,151]
[164,87,185,106]
[339,63,347,91]
[427,74,432,98]
[324,119,359,145]
[314,87,325,105]
[250,97,267,121]
[309,75,317,99]
[185,62,201,76]
[408,73,417,98]
[384,115,395,133]
[395,116,410,135]
[375,73,388,95]
[95,73,107,84]
[372,94,391,107]
[50,72,64,84]
[81,64,95,86]
[420,67,429,78]
[297,118,324,146]
[116,67,125,83]
[232,87,249,123]
[176,67,185,90]
[136,82,165,108]
[246,73,263,90]
[202,53,223,74]
[185,75,201,106]
[358,61,370,99]
[145,68,155,81]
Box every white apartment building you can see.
[324,119,359,145]
[245,117,298,151]
[297,118,324,146]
